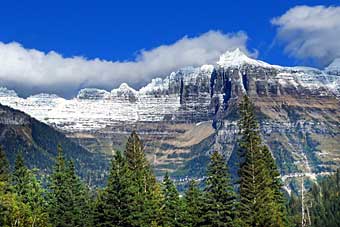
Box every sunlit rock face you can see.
[1,49,339,182]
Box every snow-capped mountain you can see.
[0,49,338,131]
[217,48,275,68]
[0,49,339,184]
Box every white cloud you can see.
[0,30,250,97]
[272,5,340,67]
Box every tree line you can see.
[0,96,339,227]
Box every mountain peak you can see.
[117,83,136,92]
[226,48,247,57]
[217,48,272,68]
[111,83,136,94]
[111,83,137,101]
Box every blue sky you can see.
[0,0,339,97]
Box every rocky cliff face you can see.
[0,49,339,186]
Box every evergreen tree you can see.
[161,172,183,227]
[125,131,149,174]
[0,151,49,227]
[262,145,290,226]
[288,193,302,227]
[25,172,50,227]
[238,95,268,227]
[12,153,50,227]
[0,145,11,207]
[65,160,93,227]
[201,151,237,227]
[0,146,17,226]
[124,131,162,226]
[0,146,10,183]
[238,95,288,227]
[12,153,30,201]
[183,180,204,227]
[48,144,75,227]
[48,144,93,227]
[0,183,31,227]
[308,169,340,227]
[146,181,164,227]
[93,150,135,227]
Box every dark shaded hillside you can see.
[0,104,109,186]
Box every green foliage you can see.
[93,132,163,227]
[0,146,10,183]
[238,96,289,227]
[309,169,340,227]
[0,148,27,227]
[0,149,49,227]
[48,145,92,227]
[287,193,302,227]
[48,145,68,227]
[65,160,93,226]
[288,171,340,227]
[12,153,50,227]
[161,172,184,227]
[93,151,135,227]
[125,131,149,173]
[201,151,238,227]
[13,153,31,200]
[183,180,204,227]
[0,182,32,227]
[262,146,290,226]
[124,131,162,227]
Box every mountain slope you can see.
[0,103,109,186]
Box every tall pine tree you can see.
[93,150,135,227]
[1,145,37,226]
[12,153,31,201]
[48,144,69,227]
[124,131,162,226]
[26,171,50,227]
[161,172,184,227]
[238,95,288,227]
[201,151,238,227]
[48,144,91,227]
[65,160,93,227]
[12,153,50,227]
[262,145,289,226]
[183,180,204,227]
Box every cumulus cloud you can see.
[272,5,340,67]
[0,30,250,97]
